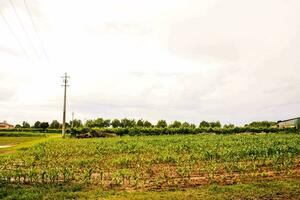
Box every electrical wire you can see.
[9,0,40,59]
[23,0,49,61]
[0,9,29,57]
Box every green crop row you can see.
[1,134,299,189]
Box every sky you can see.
[0,0,300,126]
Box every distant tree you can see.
[181,122,190,128]
[120,118,136,128]
[33,121,41,128]
[22,121,30,128]
[50,120,60,129]
[15,124,22,128]
[199,121,210,128]
[143,120,152,127]
[156,120,167,128]
[65,122,70,128]
[169,121,182,128]
[85,119,95,128]
[70,119,83,128]
[136,119,144,127]
[111,119,121,128]
[296,119,300,129]
[85,118,110,128]
[210,121,222,128]
[94,118,105,127]
[223,124,235,129]
[190,123,196,129]
[40,122,49,130]
[246,121,276,128]
[103,119,111,127]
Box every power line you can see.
[23,0,49,61]
[9,0,40,59]
[0,9,29,57]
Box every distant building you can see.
[0,121,14,129]
[277,117,300,129]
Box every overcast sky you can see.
[0,0,300,125]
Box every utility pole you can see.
[61,73,69,138]
[71,112,74,128]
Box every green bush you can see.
[69,126,298,137]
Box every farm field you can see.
[0,133,300,199]
[0,133,59,154]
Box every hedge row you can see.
[0,132,47,137]
[0,128,61,133]
[71,127,299,137]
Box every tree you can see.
[144,120,152,127]
[199,121,210,128]
[181,122,190,128]
[94,118,105,127]
[70,119,82,128]
[136,119,144,127]
[85,119,95,128]
[223,124,235,129]
[103,119,111,127]
[296,119,300,129]
[50,120,60,129]
[85,118,111,128]
[120,118,136,127]
[210,121,222,128]
[246,121,276,128]
[169,121,182,128]
[111,119,121,128]
[40,122,49,130]
[156,120,167,128]
[15,124,21,128]
[190,123,196,129]
[22,121,30,128]
[33,121,41,128]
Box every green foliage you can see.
[223,124,235,129]
[246,121,276,128]
[199,121,210,128]
[85,118,111,128]
[120,118,136,128]
[136,119,144,127]
[15,124,22,128]
[33,121,41,128]
[143,120,152,127]
[210,121,222,128]
[0,133,299,191]
[156,120,167,128]
[40,122,49,130]
[169,121,181,128]
[296,119,300,129]
[111,119,121,128]
[70,119,83,128]
[50,120,60,129]
[22,121,30,128]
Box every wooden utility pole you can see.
[71,112,74,128]
[61,73,69,138]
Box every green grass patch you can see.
[0,133,60,154]
[0,132,46,137]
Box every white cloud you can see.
[0,0,300,125]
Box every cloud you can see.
[0,0,300,125]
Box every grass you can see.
[0,133,60,154]
[0,180,299,199]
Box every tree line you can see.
[14,118,276,130]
